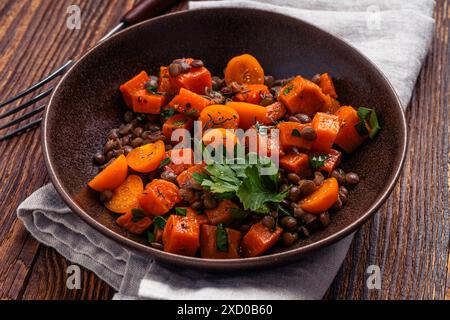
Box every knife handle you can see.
[121,0,180,26]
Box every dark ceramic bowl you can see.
[42,8,406,270]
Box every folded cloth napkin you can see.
[17,0,435,300]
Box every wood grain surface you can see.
[0,0,448,300]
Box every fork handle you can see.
[121,0,180,26]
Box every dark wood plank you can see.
[0,0,136,300]
[325,0,450,300]
[0,0,447,300]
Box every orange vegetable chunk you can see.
[126,140,165,173]
[176,164,206,189]
[199,105,240,130]
[105,175,144,213]
[224,54,265,85]
[334,106,368,153]
[263,101,286,125]
[170,59,212,95]
[205,200,238,225]
[277,121,313,151]
[131,89,166,114]
[116,209,153,235]
[278,76,329,115]
[186,207,209,225]
[162,113,194,145]
[234,84,270,105]
[311,112,340,153]
[318,73,337,98]
[279,153,310,176]
[158,66,173,94]
[226,101,266,129]
[164,148,194,175]
[162,215,200,256]
[317,149,341,175]
[299,177,339,214]
[119,71,150,108]
[240,222,282,257]
[168,88,213,116]
[139,179,181,216]
[88,154,128,192]
[200,225,242,259]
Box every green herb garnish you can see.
[131,208,146,222]
[154,216,167,229]
[146,85,158,94]
[147,231,155,243]
[158,157,171,169]
[291,129,301,137]
[309,154,328,169]
[193,155,287,213]
[161,107,176,120]
[283,85,294,95]
[172,119,186,126]
[355,107,381,139]
[175,207,187,216]
[216,223,229,252]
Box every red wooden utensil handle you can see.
[121,0,180,26]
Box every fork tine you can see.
[0,60,73,109]
[0,104,45,131]
[0,87,52,120]
[0,118,42,142]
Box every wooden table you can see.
[0,0,448,300]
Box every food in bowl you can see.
[87,54,380,259]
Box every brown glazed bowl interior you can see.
[43,8,406,271]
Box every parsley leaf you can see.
[131,208,146,222]
[309,154,328,169]
[283,85,294,95]
[355,107,381,139]
[153,216,167,229]
[237,165,288,213]
[158,157,171,169]
[291,129,301,137]
[216,223,229,252]
[175,207,187,216]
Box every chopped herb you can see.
[147,231,155,243]
[161,107,176,120]
[153,216,167,229]
[131,208,146,222]
[158,157,171,169]
[146,85,158,94]
[355,107,381,139]
[216,223,229,252]
[193,155,287,213]
[291,129,301,137]
[172,119,186,126]
[175,207,187,216]
[309,154,328,169]
[277,204,292,217]
[283,85,294,95]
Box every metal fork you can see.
[0,0,179,142]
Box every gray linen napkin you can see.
[17,0,434,300]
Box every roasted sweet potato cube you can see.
[240,222,282,257]
[162,215,200,256]
[311,112,340,153]
[279,153,310,177]
[119,71,150,108]
[205,200,238,225]
[277,121,313,151]
[200,224,242,259]
[278,76,329,115]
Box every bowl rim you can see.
[42,7,407,270]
